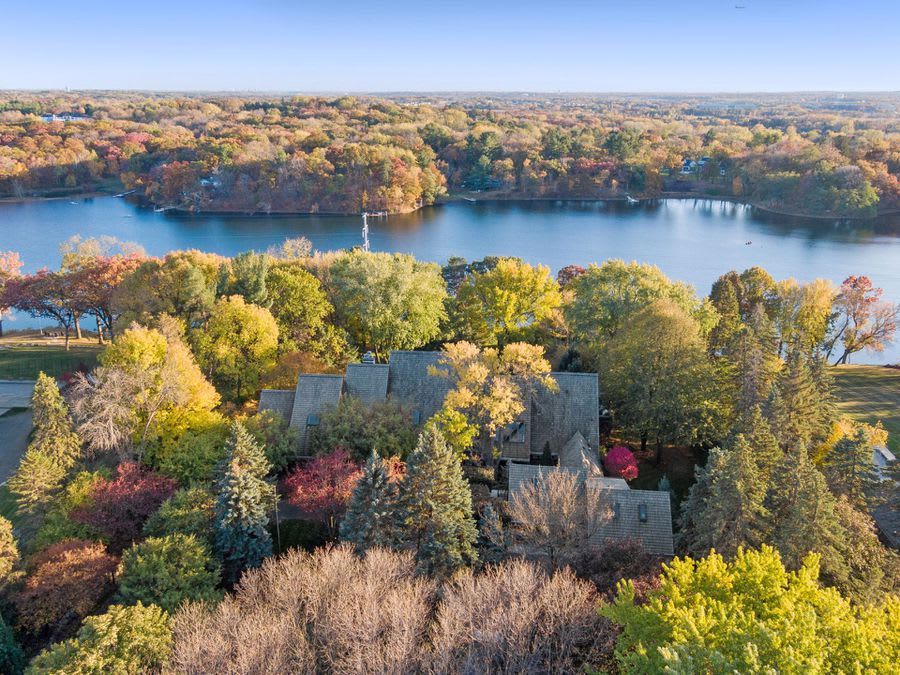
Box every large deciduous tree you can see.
[283,449,362,535]
[328,250,447,360]
[452,257,562,346]
[827,275,899,364]
[429,341,557,464]
[2,269,83,349]
[192,295,279,400]
[602,299,724,462]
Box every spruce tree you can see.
[678,437,769,558]
[767,350,821,453]
[8,372,80,513]
[339,450,398,554]
[732,404,781,481]
[395,427,478,576]
[214,421,272,584]
[824,425,885,510]
[476,502,507,565]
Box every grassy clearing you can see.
[832,365,900,455]
[0,332,102,380]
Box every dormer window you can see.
[638,503,648,523]
[613,502,621,520]
[306,413,320,426]
[411,410,422,426]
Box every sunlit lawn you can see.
[0,332,102,380]
[832,365,900,455]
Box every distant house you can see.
[506,445,674,556]
[680,159,698,174]
[259,351,601,460]
[873,445,896,478]
[40,112,87,122]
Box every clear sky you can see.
[3,0,898,92]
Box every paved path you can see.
[0,410,33,482]
[0,381,36,409]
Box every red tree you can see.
[70,254,144,342]
[71,462,176,553]
[2,269,84,349]
[282,449,362,533]
[604,446,639,481]
[557,265,586,288]
[12,539,118,633]
[828,275,899,364]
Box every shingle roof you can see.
[289,374,344,454]
[587,482,674,556]
[531,372,600,456]
[559,431,602,473]
[345,363,389,404]
[507,463,589,501]
[258,389,296,422]
[387,351,452,423]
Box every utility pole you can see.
[361,212,370,252]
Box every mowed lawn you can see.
[0,334,102,380]
[832,365,900,455]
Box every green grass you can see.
[0,345,101,380]
[832,365,900,455]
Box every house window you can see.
[411,410,422,426]
[306,413,320,426]
[613,502,621,520]
[638,503,648,523]
[503,421,526,444]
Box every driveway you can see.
[0,409,33,482]
[0,380,36,415]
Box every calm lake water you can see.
[1,196,899,363]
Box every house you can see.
[506,458,674,556]
[259,351,601,460]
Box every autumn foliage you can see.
[604,446,639,480]
[283,450,362,529]
[71,462,177,552]
[12,539,118,633]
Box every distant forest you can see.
[1,92,898,217]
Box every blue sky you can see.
[3,0,898,91]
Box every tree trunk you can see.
[96,316,104,344]
[835,349,851,365]
[640,433,648,453]
[74,315,82,340]
[0,318,3,338]
[655,436,663,465]
[64,325,70,351]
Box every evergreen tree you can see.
[731,404,781,480]
[766,449,846,578]
[678,437,769,558]
[395,427,478,576]
[824,425,886,510]
[214,422,272,584]
[766,350,822,453]
[476,502,506,565]
[339,450,398,554]
[8,372,80,514]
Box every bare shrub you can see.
[428,559,608,674]
[571,538,664,601]
[171,545,433,675]
[507,470,600,568]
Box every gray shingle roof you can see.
[559,431,602,473]
[531,373,600,457]
[387,351,452,423]
[258,389,296,422]
[345,363,389,404]
[507,463,589,500]
[289,374,344,454]
[587,481,674,556]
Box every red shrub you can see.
[71,462,177,553]
[604,446,638,481]
[282,450,362,529]
[13,539,118,633]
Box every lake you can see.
[1,196,899,363]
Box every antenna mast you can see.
[361,212,370,252]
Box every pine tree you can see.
[8,372,80,514]
[214,422,272,584]
[339,450,398,554]
[678,437,769,558]
[767,350,821,453]
[395,427,478,576]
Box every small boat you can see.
[626,195,639,204]
[68,200,78,205]
[463,197,477,202]
[745,240,752,245]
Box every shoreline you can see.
[2,188,898,224]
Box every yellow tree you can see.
[452,258,562,346]
[429,341,556,465]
